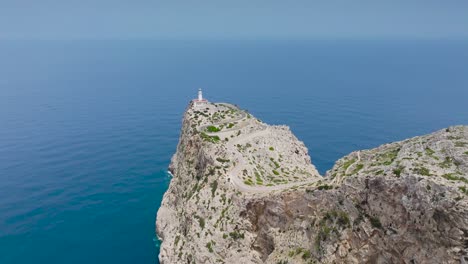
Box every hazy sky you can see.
[1,0,468,39]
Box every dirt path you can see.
[198,104,320,193]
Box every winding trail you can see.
[345,151,361,175]
[197,104,320,193]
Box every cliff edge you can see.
[157,102,468,263]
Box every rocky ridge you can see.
[156,101,468,264]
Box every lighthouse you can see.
[193,88,208,108]
[198,88,203,101]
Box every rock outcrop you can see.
[157,102,468,264]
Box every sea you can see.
[0,39,467,263]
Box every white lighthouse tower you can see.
[193,88,208,108]
[198,88,203,101]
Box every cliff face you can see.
[157,102,468,264]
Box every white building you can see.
[193,88,208,107]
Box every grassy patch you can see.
[317,184,333,190]
[269,147,275,151]
[442,173,468,184]
[439,157,453,168]
[200,132,220,143]
[393,166,404,177]
[206,126,221,132]
[255,172,263,185]
[425,147,439,160]
[375,147,400,165]
[351,164,364,175]
[425,147,435,155]
[342,158,356,170]
[455,141,468,147]
[415,167,431,176]
[244,179,254,186]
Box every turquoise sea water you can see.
[0,39,467,263]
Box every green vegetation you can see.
[216,157,230,163]
[206,126,221,132]
[206,242,213,253]
[270,158,280,168]
[269,147,275,151]
[351,163,364,175]
[227,123,235,129]
[393,166,404,177]
[455,141,468,147]
[228,231,244,240]
[210,180,218,197]
[415,167,431,176]
[441,173,468,183]
[317,184,333,190]
[272,170,280,175]
[315,210,350,253]
[244,179,254,186]
[425,147,439,160]
[194,215,205,229]
[174,235,180,246]
[288,248,311,260]
[255,172,263,185]
[458,186,468,195]
[200,132,220,143]
[439,157,453,168]
[369,216,383,229]
[342,158,356,170]
[425,147,435,155]
[381,148,400,165]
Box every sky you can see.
[1,0,468,40]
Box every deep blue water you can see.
[0,39,467,263]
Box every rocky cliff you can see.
[156,102,468,264]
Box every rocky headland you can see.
[156,101,468,263]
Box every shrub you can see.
[200,132,220,143]
[206,242,213,253]
[269,147,274,151]
[272,170,280,175]
[216,157,230,163]
[393,166,404,177]
[210,180,218,197]
[229,231,244,240]
[370,216,383,229]
[207,126,221,132]
[317,184,333,190]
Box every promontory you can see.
[156,99,468,263]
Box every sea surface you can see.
[0,39,467,263]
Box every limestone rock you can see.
[157,101,468,264]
